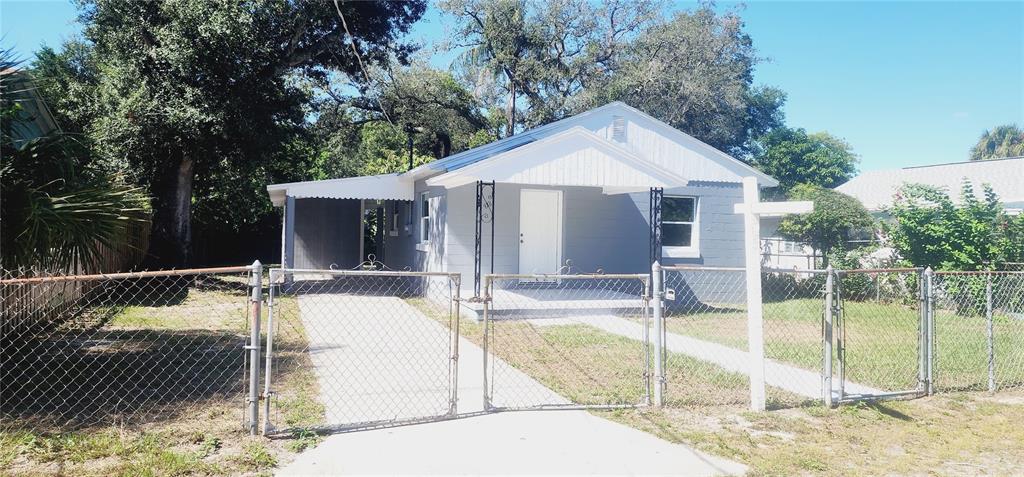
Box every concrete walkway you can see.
[276,295,746,476]
[576,315,884,399]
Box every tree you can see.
[753,127,858,194]
[579,5,786,157]
[310,58,490,178]
[776,184,874,266]
[440,0,661,136]
[970,124,1024,161]
[54,0,425,267]
[885,182,1014,270]
[1,50,146,271]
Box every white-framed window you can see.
[419,192,430,243]
[662,196,699,258]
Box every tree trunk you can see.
[145,156,195,268]
[506,69,517,137]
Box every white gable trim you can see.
[425,127,691,189]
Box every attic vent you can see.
[612,115,626,142]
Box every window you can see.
[419,192,430,243]
[662,196,698,256]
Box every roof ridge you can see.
[901,156,1024,170]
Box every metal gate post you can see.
[924,267,934,395]
[986,272,995,392]
[651,261,665,407]
[449,275,461,416]
[836,272,846,401]
[823,266,835,407]
[261,269,277,435]
[246,260,263,435]
[482,277,492,411]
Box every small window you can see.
[662,196,698,254]
[419,192,430,243]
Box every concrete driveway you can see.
[276,295,746,476]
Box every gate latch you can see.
[664,288,676,301]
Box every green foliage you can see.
[1,51,147,271]
[885,182,1016,270]
[969,124,1024,161]
[580,5,785,157]
[776,184,874,264]
[27,0,426,266]
[753,127,858,194]
[440,1,785,155]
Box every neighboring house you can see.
[1,68,61,144]
[836,156,1024,215]
[266,102,778,294]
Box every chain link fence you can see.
[833,269,925,402]
[0,266,256,430]
[262,268,460,434]
[482,273,650,410]
[932,271,1024,393]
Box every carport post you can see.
[823,266,834,407]
[247,260,263,435]
[652,261,665,407]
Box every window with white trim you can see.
[419,192,430,243]
[662,196,699,256]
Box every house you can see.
[266,102,778,294]
[836,156,1024,215]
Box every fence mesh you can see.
[932,272,1024,393]
[834,269,924,399]
[483,274,649,410]
[0,268,253,430]
[265,269,459,433]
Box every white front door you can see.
[518,189,563,274]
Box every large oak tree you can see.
[66,0,425,267]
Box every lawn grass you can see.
[1,282,322,476]
[602,390,1024,476]
[663,298,1024,392]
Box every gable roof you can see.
[836,156,1024,211]
[426,127,691,190]
[404,101,777,187]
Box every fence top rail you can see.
[271,268,460,279]
[835,267,924,274]
[485,273,648,281]
[662,265,746,272]
[0,265,254,285]
[933,270,1024,276]
[763,267,830,274]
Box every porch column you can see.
[283,195,296,269]
[474,180,496,297]
[649,187,663,266]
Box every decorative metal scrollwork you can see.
[480,186,495,223]
[350,254,411,272]
[557,259,606,276]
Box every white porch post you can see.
[734,176,813,411]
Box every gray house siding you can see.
[292,198,361,270]
[437,182,745,291]
[379,199,418,270]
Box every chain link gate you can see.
[260,268,460,434]
[481,273,651,411]
[831,268,928,403]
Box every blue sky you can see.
[3,0,1022,172]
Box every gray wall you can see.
[437,181,747,285]
[292,198,362,270]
